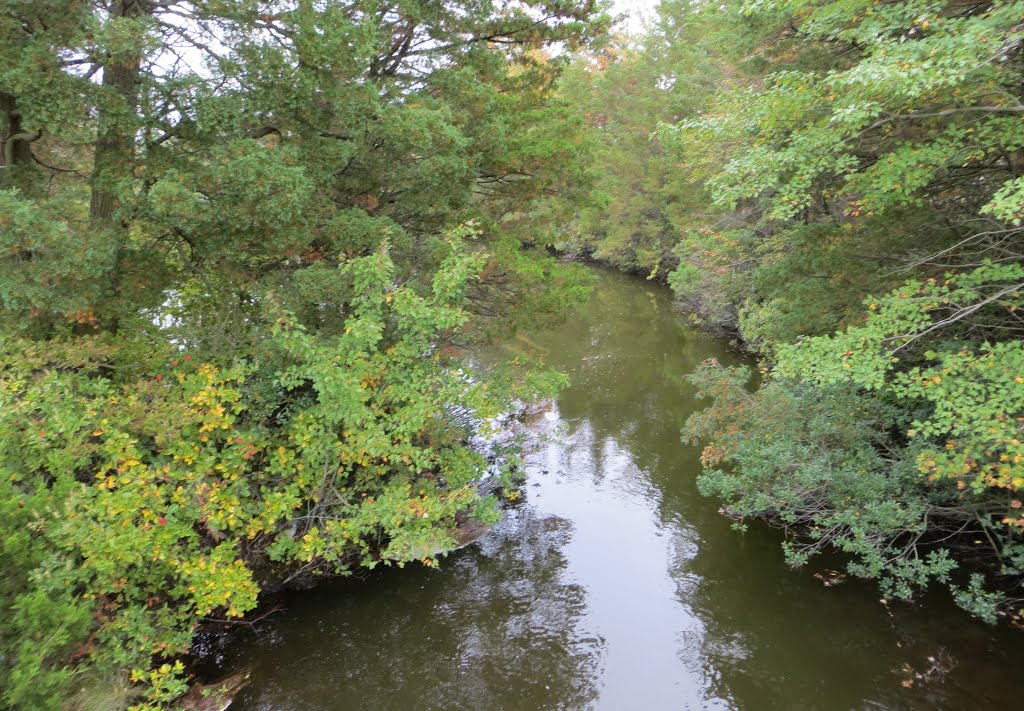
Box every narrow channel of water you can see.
[210,267,1024,710]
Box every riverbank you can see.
[200,268,1024,710]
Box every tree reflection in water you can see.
[220,507,603,711]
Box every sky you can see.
[612,0,661,31]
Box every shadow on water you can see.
[209,267,1024,710]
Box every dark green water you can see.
[210,268,1024,710]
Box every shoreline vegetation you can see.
[2,0,1023,708]
[559,0,1024,628]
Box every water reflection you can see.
[223,503,603,711]
[520,410,722,709]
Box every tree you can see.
[557,1,735,280]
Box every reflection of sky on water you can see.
[522,409,729,709]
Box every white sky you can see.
[612,0,661,31]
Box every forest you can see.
[1,0,1023,708]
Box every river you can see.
[206,267,1024,710]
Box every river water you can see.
[212,268,1024,710]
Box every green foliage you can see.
[556,4,732,278]
[686,360,987,607]
[2,0,606,341]
[777,262,1024,515]
[672,0,1024,223]
[0,190,115,332]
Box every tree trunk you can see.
[89,0,152,224]
[0,92,40,191]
